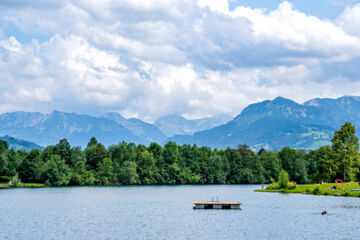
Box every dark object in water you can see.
[322,211,327,215]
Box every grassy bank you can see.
[256,182,360,197]
[0,183,46,189]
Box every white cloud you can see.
[337,3,360,37]
[198,0,229,13]
[0,0,360,120]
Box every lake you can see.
[0,185,359,240]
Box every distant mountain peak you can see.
[155,114,233,137]
[105,112,126,121]
[271,97,300,106]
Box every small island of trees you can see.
[0,122,359,188]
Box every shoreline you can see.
[255,182,360,197]
[0,183,46,189]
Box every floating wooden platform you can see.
[192,201,241,209]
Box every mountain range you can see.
[0,111,229,148]
[0,95,359,151]
[154,114,233,136]
[170,96,360,150]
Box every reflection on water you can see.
[0,185,360,240]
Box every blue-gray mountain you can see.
[0,135,43,151]
[154,114,233,137]
[169,96,360,151]
[0,111,145,147]
[104,113,167,143]
[0,111,226,148]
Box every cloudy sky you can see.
[1,0,360,121]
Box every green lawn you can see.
[0,183,46,189]
[256,182,360,197]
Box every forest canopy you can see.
[1,122,359,186]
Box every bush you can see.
[11,174,21,187]
[266,182,280,190]
[278,170,289,189]
[287,181,296,189]
[306,188,310,193]
[312,186,320,195]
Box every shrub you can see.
[278,170,289,189]
[312,186,320,195]
[266,182,280,190]
[343,192,349,196]
[11,174,21,187]
[306,188,310,193]
[287,181,296,189]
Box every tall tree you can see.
[85,142,107,170]
[54,139,71,165]
[18,149,43,182]
[96,158,114,185]
[118,161,139,185]
[278,147,297,181]
[260,151,281,182]
[308,146,336,182]
[332,122,359,181]
[42,155,71,186]
[0,140,9,154]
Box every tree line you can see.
[0,122,359,186]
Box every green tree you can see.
[69,159,94,185]
[87,137,98,148]
[0,140,9,153]
[85,142,107,170]
[0,140,10,180]
[331,122,359,181]
[260,151,281,182]
[6,149,20,177]
[279,147,297,179]
[70,147,86,167]
[163,142,180,165]
[118,161,139,185]
[18,149,43,183]
[42,155,71,186]
[54,138,71,165]
[293,150,308,184]
[96,158,114,185]
[136,150,158,184]
[207,155,229,184]
[308,146,336,182]
[278,170,289,189]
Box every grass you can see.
[0,183,46,189]
[256,182,360,197]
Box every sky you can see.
[0,0,360,121]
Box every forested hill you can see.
[0,136,43,151]
[170,96,360,151]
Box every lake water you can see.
[0,185,359,240]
